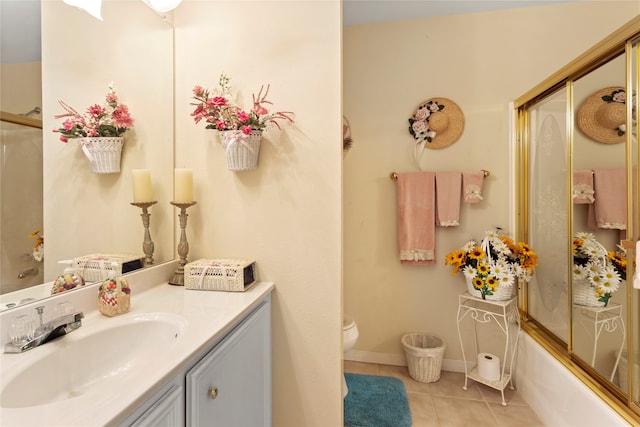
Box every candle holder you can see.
[130,201,158,266]
[168,201,197,286]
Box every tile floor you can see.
[344,361,544,427]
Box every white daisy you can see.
[588,272,604,287]
[462,241,477,252]
[600,266,622,286]
[576,231,595,240]
[492,240,510,256]
[572,264,588,280]
[490,261,507,278]
[462,265,477,280]
[582,240,607,259]
[585,261,601,276]
[497,274,515,288]
[597,280,620,294]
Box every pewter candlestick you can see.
[168,201,197,286]
[130,201,157,266]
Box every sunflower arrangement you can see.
[445,229,538,299]
[572,232,626,307]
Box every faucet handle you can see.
[9,314,35,346]
[56,302,74,316]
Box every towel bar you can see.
[390,170,490,180]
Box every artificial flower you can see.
[191,73,294,132]
[445,228,538,300]
[53,83,134,142]
[573,232,625,306]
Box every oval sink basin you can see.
[1,312,187,408]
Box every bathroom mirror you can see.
[571,52,628,390]
[516,16,640,421]
[0,1,175,307]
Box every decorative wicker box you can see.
[74,253,144,282]
[184,259,257,292]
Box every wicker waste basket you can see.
[401,333,446,383]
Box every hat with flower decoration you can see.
[408,97,464,149]
[577,86,628,144]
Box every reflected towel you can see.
[397,172,436,265]
[573,170,594,204]
[591,169,626,230]
[435,172,461,227]
[462,171,484,204]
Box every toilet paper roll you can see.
[477,352,501,382]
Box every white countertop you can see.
[0,264,273,427]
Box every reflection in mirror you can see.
[526,87,570,342]
[631,37,640,408]
[571,53,628,390]
[0,1,175,310]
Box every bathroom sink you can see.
[1,312,188,408]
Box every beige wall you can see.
[173,2,342,426]
[343,1,639,367]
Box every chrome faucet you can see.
[5,305,84,353]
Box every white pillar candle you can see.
[132,169,153,203]
[174,168,193,203]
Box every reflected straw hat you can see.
[577,86,627,144]
[408,97,465,149]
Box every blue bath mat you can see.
[344,373,411,427]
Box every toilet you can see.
[343,315,359,398]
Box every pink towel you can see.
[591,169,627,230]
[573,170,594,204]
[435,172,461,227]
[397,172,436,265]
[462,171,484,203]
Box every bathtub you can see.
[516,332,631,426]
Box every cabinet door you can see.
[187,302,271,427]
[130,384,184,427]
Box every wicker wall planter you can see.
[219,130,262,171]
[78,137,124,174]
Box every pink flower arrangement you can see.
[53,83,134,142]
[190,74,294,134]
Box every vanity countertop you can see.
[0,270,274,427]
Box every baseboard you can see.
[344,349,469,373]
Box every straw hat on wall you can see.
[408,97,464,149]
[577,86,627,144]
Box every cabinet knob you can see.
[208,387,219,399]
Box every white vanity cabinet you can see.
[187,298,271,426]
[123,296,271,427]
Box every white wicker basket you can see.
[184,259,257,292]
[79,137,124,174]
[74,253,144,282]
[573,279,606,307]
[401,333,446,383]
[220,130,262,171]
[465,276,515,301]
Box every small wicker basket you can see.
[79,137,124,174]
[401,333,446,383]
[184,259,256,292]
[220,130,262,171]
[74,253,144,283]
[573,279,606,307]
